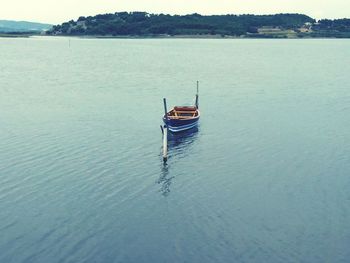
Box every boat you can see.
[162,82,200,133]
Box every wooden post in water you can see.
[163,98,168,163]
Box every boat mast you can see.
[195,81,199,109]
[163,98,168,120]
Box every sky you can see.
[1,0,350,24]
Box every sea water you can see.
[1,37,350,262]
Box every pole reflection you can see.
[158,127,199,196]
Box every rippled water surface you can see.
[1,37,350,263]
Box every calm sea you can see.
[1,37,350,263]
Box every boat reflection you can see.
[158,127,199,196]
[167,127,199,150]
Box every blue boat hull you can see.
[163,116,200,133]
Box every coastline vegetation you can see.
[46,12,350,38]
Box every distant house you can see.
[300,22,313,32]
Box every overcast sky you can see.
[2,0,350,24]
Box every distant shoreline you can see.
[3,13,350,39]
[1,33,350,39]
[47,13,350,39]
[0,33,33,38]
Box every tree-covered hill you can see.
[310,19,350,37]
[47,12,315,37]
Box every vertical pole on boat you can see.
[163,98,168,163]
[195,81,199,109]
[163,98,168,119]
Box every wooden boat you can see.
[163,82,200,133]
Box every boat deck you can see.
[167,107,199,119]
